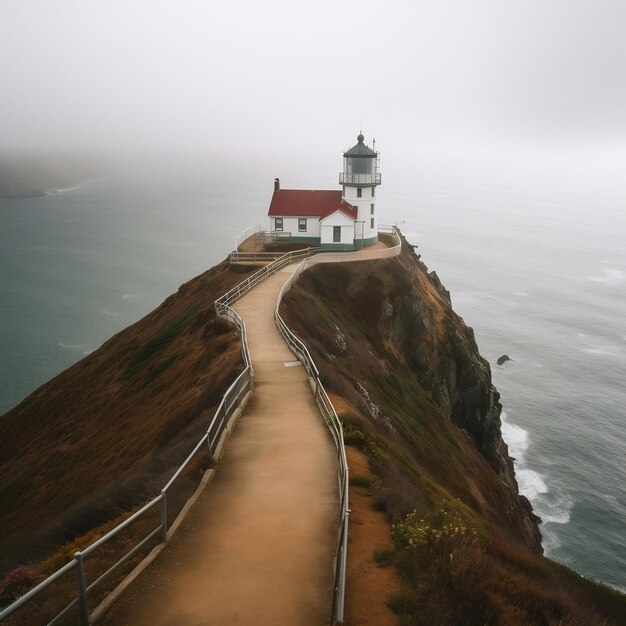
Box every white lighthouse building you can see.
[340,132,381,248]
[268,132,381,250]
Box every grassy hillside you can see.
[1,240,624,624]
[280,238,626,625]
[0,260,254,573]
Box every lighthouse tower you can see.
[339,132,381,247]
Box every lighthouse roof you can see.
[343,133,377,158]
[268,189,356,220]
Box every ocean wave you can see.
[541,526,562,553]
[58,341,86,351]
[46,185,82,195]
[59,341,95,356]
[501,412,574,548]
[501,413,529,463]
[535,488,574,525]
[516,468,547,499]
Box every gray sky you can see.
[1,0,625,161]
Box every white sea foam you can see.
[122,293,139,300]
[57,185,81,194]
[516,468,547,499]
[513,291,528,297]
[59,341,95,356]
[501,412,529,463]
[516,470,573,531]
[46,184,81,195]
[58,342,85,350]
[536,490,574,525]
[501,411,574,548]
[541,526,562,553]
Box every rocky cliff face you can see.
[281,235,542,553]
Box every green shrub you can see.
[342,422,366,446]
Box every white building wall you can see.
[342,185,377,241]
[270,216,321,238]
[320,211,355,246]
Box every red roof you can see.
[318,201,357,221]
[268,189,356,221]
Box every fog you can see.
[1,0,625,168]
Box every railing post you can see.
[74,551,89,626]
[160,491,168,542]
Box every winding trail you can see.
[104,265,338,625]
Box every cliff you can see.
[279,235,626,624]
[1,241,625,624]
[284,236,542,549]
[0,260,254,570]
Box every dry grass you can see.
[0,259,256,607]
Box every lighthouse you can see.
[267,131,381,250]
[340,132,381,247]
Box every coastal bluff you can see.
[1,234,625,625]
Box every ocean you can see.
[1,153,624,591]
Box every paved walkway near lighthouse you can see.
[103,265,338,626]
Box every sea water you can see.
[1,154,624,591]
[386,155,626,591]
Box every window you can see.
[275,217,283,231]
[333,226,341,242]
[298,218,307,232]
[370,218,375,229]
[371,187,375,197]
[357,188,362,198]
[370,203,375,215]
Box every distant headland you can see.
[0,153,103,200]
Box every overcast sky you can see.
[1,0,625,162]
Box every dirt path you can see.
[103,267,338,626]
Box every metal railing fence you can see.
[272,226,401,623]
[339,172,382,185]
[274,266,350,623]
[1,227,401,625]
[233,223,263,250]
[0,297,254,626]
[216,247,317,314]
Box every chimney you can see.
[274,177,280,192]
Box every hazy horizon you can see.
[1,1,625,169]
